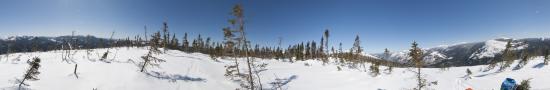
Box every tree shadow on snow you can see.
[532,63,545,69]
[0,86,31,90]
[474,72,500,77]
[267,75,298,90]
[145,71,206,82]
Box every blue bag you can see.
[501,78,516,90]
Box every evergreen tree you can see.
[383,48,390,60]
[466,68,472,76]
[320,37,324,57]
[515,50,530,70]
[311,41,317,59]
[383,48,393,73]
[162,20,169,49]
[170,33,178,49]
[140,31,164,72]
[324,29,329,55]
[499,40,515,71]
[338,42,343,61]
[205,37,211,53]
[182,33,189,52]
[352,35,363,60]
[305,41,311,59]
[517,79,531,90]
[222,4,265,90]
[18,57,41,90]
[197,34,204,50]
[409,41,426,90]
[369,62,380,76]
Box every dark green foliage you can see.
[19,57,41,89]
[369,62,380,76]
[409,41,426,90]
[499,40,515,71]
[517,79,531,90]
[466,68,472,76]
[100,51,109,61]
[140,31,165,72]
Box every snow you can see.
[423,51,450,64]
[469,39,528,60]
[1,47,549,90]
[469,40,508,59]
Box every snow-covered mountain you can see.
[0,35,119,54]
[375,38,550,67]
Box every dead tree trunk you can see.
[74,64,79,79]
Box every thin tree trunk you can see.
[254,66,263,90]
[417,67,422,90]
[18,70,30,90]
[18,78,26,90]
[141,61,147,72]
[74,64,79,78]
[246,58,254,90]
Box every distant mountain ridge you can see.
[0,35,118,54]
[374,38,550,67]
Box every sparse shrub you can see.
[516,79,531,90]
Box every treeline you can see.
[0,34,151,54]
[0,22,402,69]
[134,21,401,68]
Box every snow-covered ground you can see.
[1,47,549,90]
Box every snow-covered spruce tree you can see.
[18,57,41,90]
[140,31,164,72]
[409,41,426,90]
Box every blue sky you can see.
[1,0,549,53]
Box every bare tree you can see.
[74,64,79,78]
